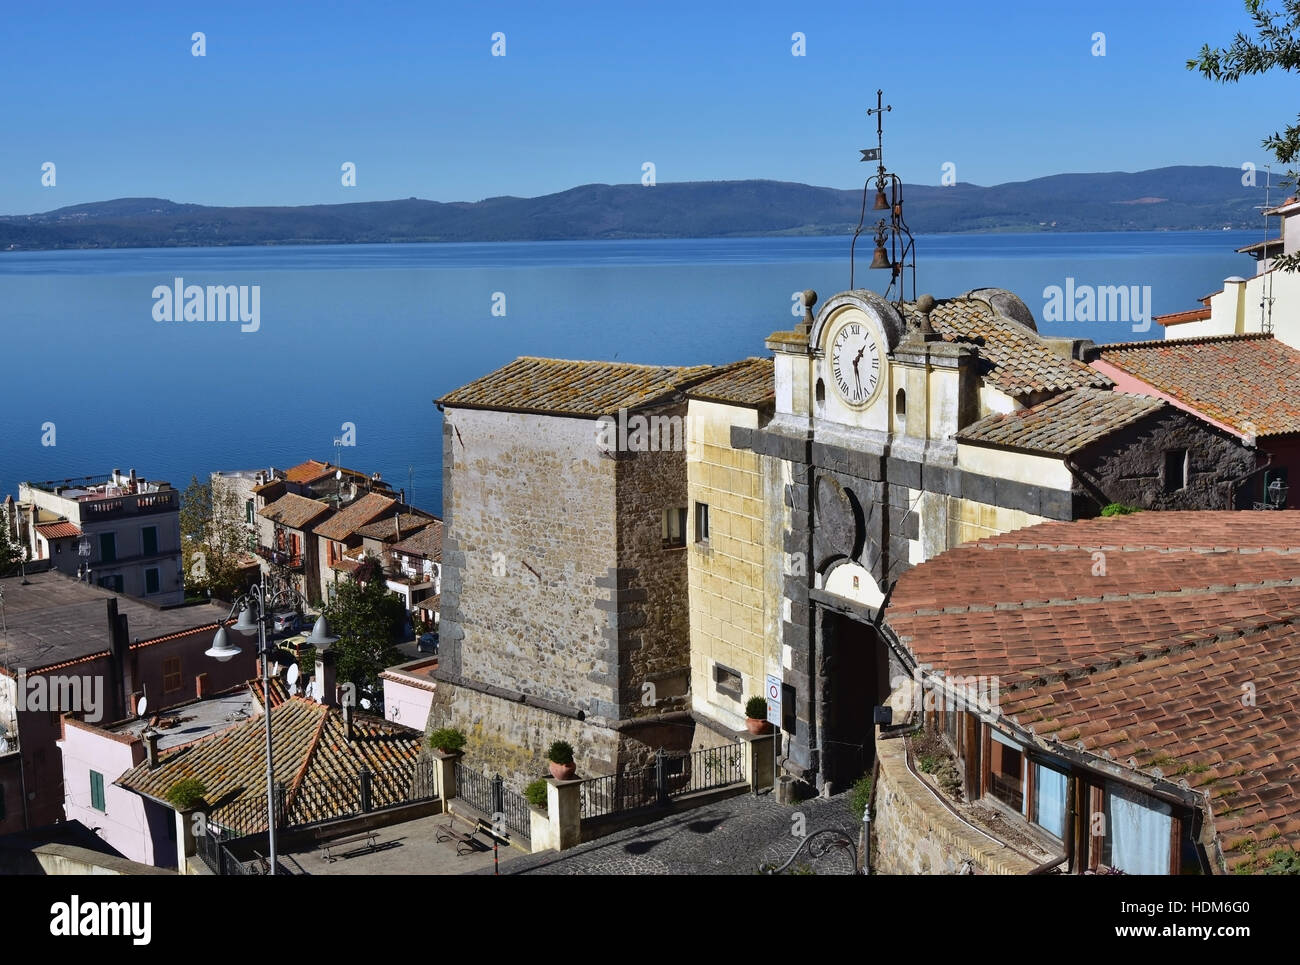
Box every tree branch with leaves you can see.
[1191,0,1300,270]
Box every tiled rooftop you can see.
[314,492,397,542]
[34,521,82,539]
[905,295,1112,397]
[686,357,775,408]
[353,512,436,543]
[116,694,425,831]
[437,357,716,417]
[259,492,332,531]
[283,459,333,484]
[1096,334,1300,436]
[392,520,443,562]
[886,511,1300,871]
[956,387,1164,455]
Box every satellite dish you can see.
[137,696,148,717]
[286,664,299,687]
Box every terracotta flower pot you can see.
[746,717,772,735]
[549,760,577,780]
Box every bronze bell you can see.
[868,244,892,270]
[873,186,890,210]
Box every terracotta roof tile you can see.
[437,356,715,417]
[1097,334,1300,436]
[887,510,1300,871]
[957,387,1164,455]
[353,512,436,543]
[906,295,1112,397]
[35,521,81,539]
[259,493,332,531]
[116,693,423,832]
[392,520,443,562]
[686,357,775,408]
[314,492,397,542]
[284,460,332,484]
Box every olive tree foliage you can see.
[1191,0,1300,271]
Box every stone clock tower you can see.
[739,287,980,793]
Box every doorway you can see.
[821,610,887,789]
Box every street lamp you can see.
[206,579,334,874]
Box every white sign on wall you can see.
[766,673,782,726]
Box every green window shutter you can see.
[145,568,160,595]
[99,532,116,563]
[90,770,105,811]
[142,526,158,556]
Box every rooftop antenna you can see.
[851,88,917,304]
[1254,164,1276,333]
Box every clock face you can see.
[829,319,882,406]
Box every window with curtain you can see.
[1104,781,1171,874]
[1032,763,1068,839]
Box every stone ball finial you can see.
[802,290,818,309]
[916,293,936,314]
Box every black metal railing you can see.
[452,764,531,840]
[579,744,745,818]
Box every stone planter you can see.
[745,717,772,735]
[548,760,576,780]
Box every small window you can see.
[895,388,906,420]
[713,663,743,702]
[1164,448,1188,493]
[987,730,1024,812]
[1031,762,1068,840]
[694,502,710,543]
[99,532,117,563]
[246,499,254,524]
[162,656,182,693]
[661,507,687,548]
[142,525,158,556]
[90,770,105,812]
[55,542,62,554]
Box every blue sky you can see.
[0,0,1289,213]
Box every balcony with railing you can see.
[256,545,304,570]
[77,488,178,522]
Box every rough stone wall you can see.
[428,681,618,790]
[873,734,1037,875]
[437,408,619,713]
[613,401,692,722]
[687,400,768,731]
[1078,409,1257,512]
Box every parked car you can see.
[417,632,439,654]
[272,611,302,635]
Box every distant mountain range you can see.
[0,166,1271,251]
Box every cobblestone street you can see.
[482,791,861,875]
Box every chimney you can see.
[195,672,209,698]
[106,599,131,721]
[128,692,141,716]
[394,515,401,539]
[145,731,160,768]
[315,652,338,707]
[342,701,354,742]
[128,468,137,493]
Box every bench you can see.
[435,817,507,855]
[321,830,379,862]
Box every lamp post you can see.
[205,578,337,874]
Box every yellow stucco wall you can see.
[686,400,770,732]
[949,496,1046,545]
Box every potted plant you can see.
[428,727,466,755]
[547,740,576,780]
[524,778,549,813]
[744,696,772,735]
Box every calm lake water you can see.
[0,232,1260,513]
